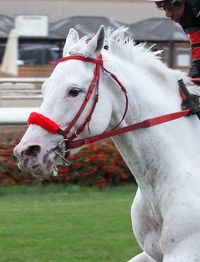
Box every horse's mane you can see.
[68,27,190,91]
[105,27,188,90]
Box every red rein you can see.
[28,54,190,150]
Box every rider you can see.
[149,0,200,114]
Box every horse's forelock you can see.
[65,36,90,57]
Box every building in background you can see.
[0,0,164,24]
[0,0,191,109]
[0,0,191,71]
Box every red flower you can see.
[0,137,133,187]
[58,166,70,174]
[0,149,5,155]
[22,177,32,185]
[85,155,95,162]
[98,177,107,188]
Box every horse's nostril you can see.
[21,145,41,158]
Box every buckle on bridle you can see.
[54,138,71,168]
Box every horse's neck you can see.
[103,52,200,189]
[103,51,182,119]
[113,119,200,186]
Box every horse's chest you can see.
[132,189,164,259]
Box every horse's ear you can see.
[63,28,79,56]
[87,25,105,57]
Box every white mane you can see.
[105,27,189,89]
[67,27,189,91]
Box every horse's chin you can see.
[18,160,55,178]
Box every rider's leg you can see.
[128,252,159,262]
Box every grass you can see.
[0,184,141,262]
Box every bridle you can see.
[28,54,129,165]
[28,54,190,166]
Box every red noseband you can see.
[28,112,60,134]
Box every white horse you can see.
[14,26,200,261]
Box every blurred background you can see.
[0,0,191,107]
[0,2,192,260]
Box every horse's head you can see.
[14,26,114,177]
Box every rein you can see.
[28,54,190,155]
[68,109,190,149]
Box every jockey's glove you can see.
[181,94,200,115]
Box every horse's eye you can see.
[68,88,82,97]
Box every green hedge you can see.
[0,139,135,187]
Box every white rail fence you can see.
[0,78,46,107]
[0,77,46,84]
[0,107,38,125]
[0,78,44,125]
